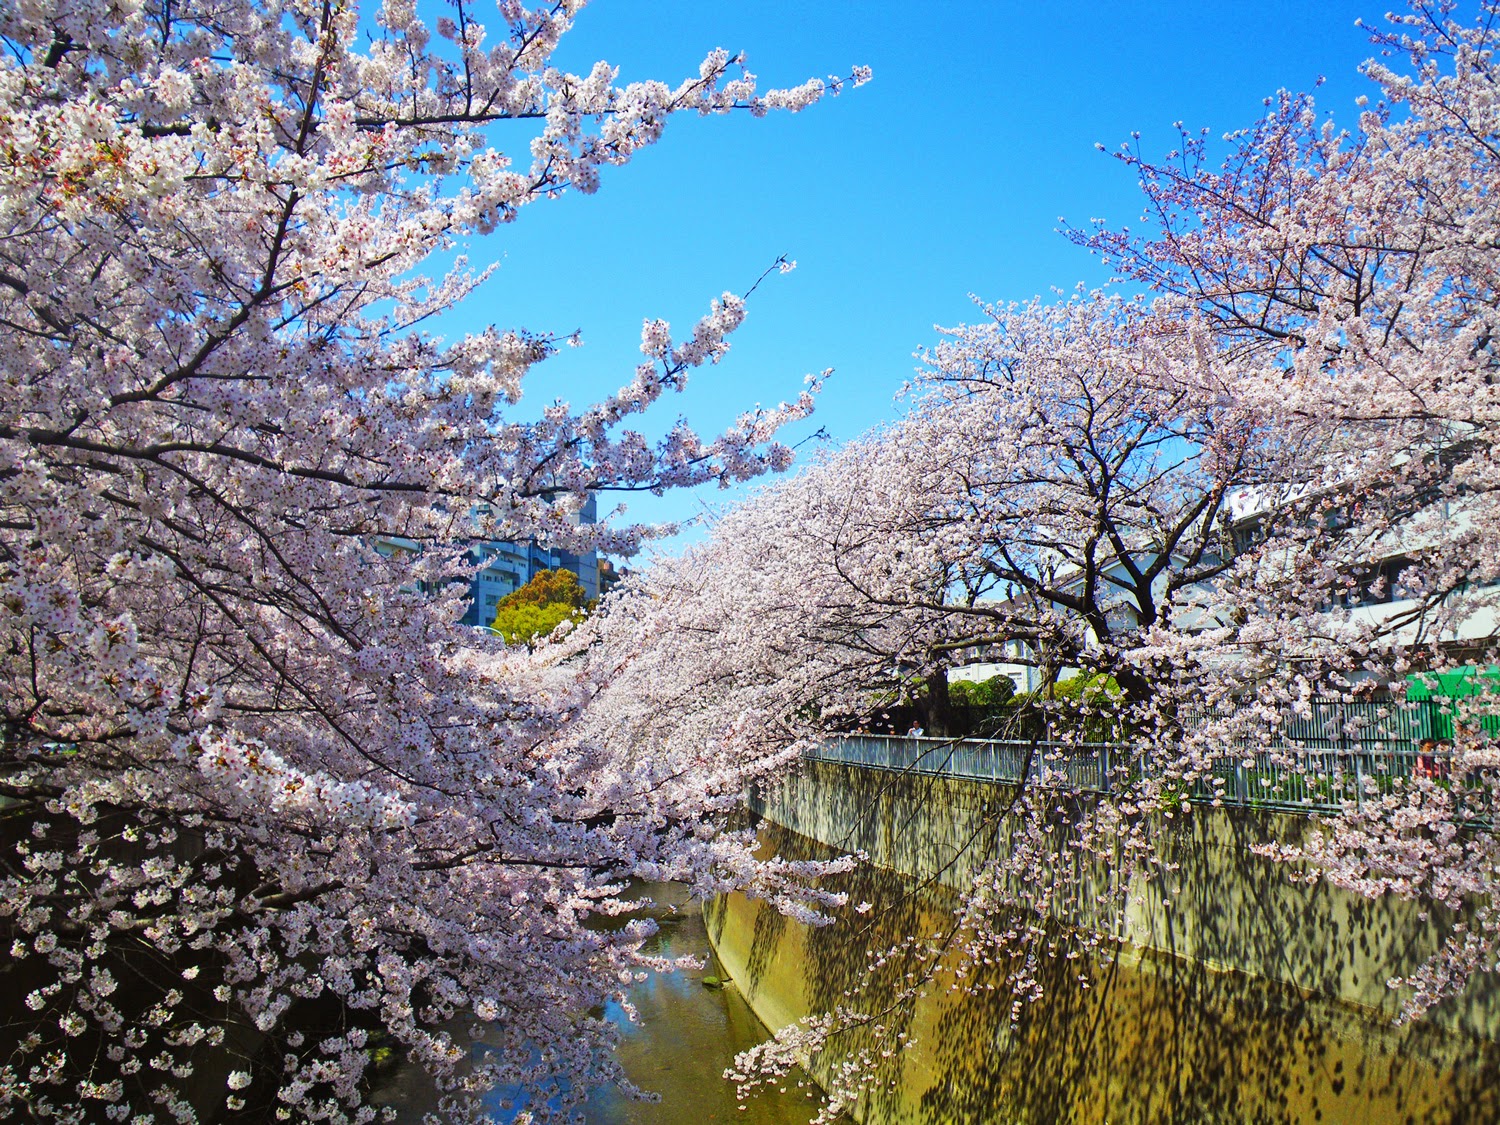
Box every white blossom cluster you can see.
[595,3,1500,1111]
[0,0,867,1120]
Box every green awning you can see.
[1406,667,1500,740]
[1406,666,1500,700]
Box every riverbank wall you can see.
[705,759,1500,1124]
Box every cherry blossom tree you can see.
[892,293,1287,712]
[1076,0,1500,1017]
[0,0,868,1120]
[607,293,1286,737]
[602,4,1500,1111]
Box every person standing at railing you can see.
[1415,738,1452,781]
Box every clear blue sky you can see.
[444,0,1382,557]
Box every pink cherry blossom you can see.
[0,1,866,1120]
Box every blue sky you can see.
[444,0,1382,557]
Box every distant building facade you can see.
[457,494,600,628]
[374,495,601,629]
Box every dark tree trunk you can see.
[921,668,954,736]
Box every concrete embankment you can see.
[706,760,1500,1124]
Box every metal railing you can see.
[807,733,1491,819]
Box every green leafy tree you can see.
[492,569,589,644]
[1017,673,1126,741]
[949,674,1016,709]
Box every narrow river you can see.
[371,882,825,1124]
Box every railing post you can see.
[810,730,1466,823]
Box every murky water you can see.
[372,882,822,1124]
[581,883,821,1125]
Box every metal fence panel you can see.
[807,713,1486,821]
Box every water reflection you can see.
[373,882,822,1125]
[582,882,819,1125]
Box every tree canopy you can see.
[595,5,1500,1108]
[0,2,865,1120]
[491,568,589,644]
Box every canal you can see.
[371,881,826,1124]
[359,773,1500,1125]
[713,769,1500,1124]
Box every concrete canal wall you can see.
[705,759,1500,1124]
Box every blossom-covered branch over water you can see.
[594,4,1500,1114]
[0,0,866,1120]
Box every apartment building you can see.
[374,495,601,629]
